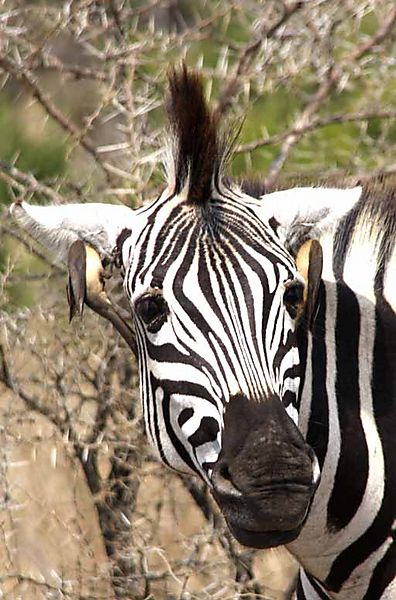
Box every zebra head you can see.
[11,65,361,549]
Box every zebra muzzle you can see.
[210,394,319,549]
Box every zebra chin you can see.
[209,393,319,549]
[227,522,304,550]
[210,475,315,549]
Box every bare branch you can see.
[265,6,396,184]
[216,1,304,117]
[0,159,65,203]
[236,108,396,154]
[0,55,118,186]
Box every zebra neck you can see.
[290,270,395,598]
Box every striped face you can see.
[122,186,304,482]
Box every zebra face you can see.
[122,188,319,548]
[120,66,323,549]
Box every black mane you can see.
[334,177,396,285]
[167,64,222,204]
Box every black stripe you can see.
[148,377,219,408]
[144,210,191,284]
[178,407,193,427]
[333,201,360,279]
[212,238,266,398]
[308,573,330,599]
[219,226,293,385]
[270,302,281,349]
[188,416,219,448]
[366,296,396,598]
[130,202,186,290]
[146,367,170,468]
[297,571,330,599]
[296,315,308,412]
[326,297,396,591]
[136,330,155,445]
[147,323,224,396]
[168,227,231,392]
[296,572,305,599]
[365,538,395,599]
[152,374,199,475]
[327,281,368,531]
[306,282,328,469]
[326,493,393,593]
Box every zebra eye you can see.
[283,279,305,319]
[135,293,168,332]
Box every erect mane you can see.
[166,63,223,204]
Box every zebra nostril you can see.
[211,461,242,499]
[219,463,231,480]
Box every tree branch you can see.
[265,6,396,184]
[216,1,304,117]
[0,55,118,186]
[236,108,396,154]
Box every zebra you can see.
[10,65,395,599]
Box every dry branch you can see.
[265,5,396,184]
[216,1,304,117]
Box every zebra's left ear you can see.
[256,186,362,255]
[295,239,323,327]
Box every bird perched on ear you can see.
[67,240,107,321]
[66,239,87,322]
[66,239,137,354]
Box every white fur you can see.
[343,212,382,302]
[255,186,362,243]
[10,201,135,262]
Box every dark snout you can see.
[211,395,319,549]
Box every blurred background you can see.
[0,1,396,598]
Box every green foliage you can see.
[0,95,66,205]
[0,94,67,307]
[130,2,396,181]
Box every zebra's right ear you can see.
[10,201,135,264]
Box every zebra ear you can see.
[257,186,362,255]
[11,200,137,352]
[10,201,135,263]
[296,239,323,327]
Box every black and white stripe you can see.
[119,176,395,598]
[289,186,396,599]
[123,189,301,480]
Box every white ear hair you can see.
[255,186,362,252]
[10,201,135,262]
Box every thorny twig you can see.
[216,1,304,117]
[265,6,396,184]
